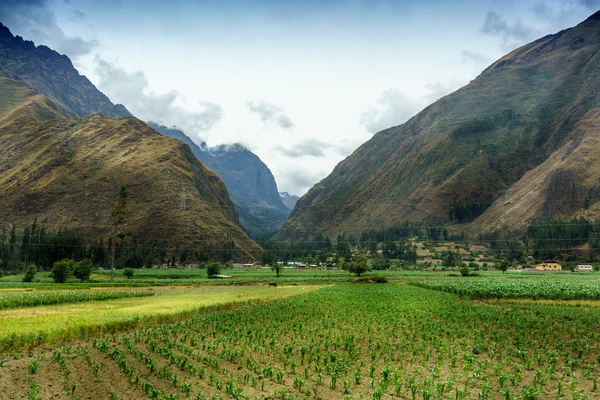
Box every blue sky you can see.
[1,0,599,195]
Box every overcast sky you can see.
[1,0,599,195]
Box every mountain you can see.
[0,22,131,119]
[0,43,258,261]
[147,122,291,237]
[279,192,300,210]
[281,11,600,239]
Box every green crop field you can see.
[412,278,600,300]
[2,281,600,399]
[0,285,319,353]
[0,289,154,310]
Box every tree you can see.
[73,259,93,282]
[372,258,391,270]
[459,265,471,277]
[271,262,283,277]
[123,268,135,279]
[23,264,36,282]
[499,260,510,274]
[207,262,221,278]
[52,259,75,283]
[348,257,369,277]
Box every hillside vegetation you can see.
[0,71,259,261]
[282,11,600,239]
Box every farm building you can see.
[534,263,562,271]
[575,265,594,272]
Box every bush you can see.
[23,264,37,282]
[459,266,471,277]
[123,268,135,279]
[207,262,221,278]
[73,259,93,282]
[353,275,388,284]
[52,259,75,283]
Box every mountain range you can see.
[281,11,600,239]
[0,25,258,260]
[147,123,291,237]
[279,192,300,210]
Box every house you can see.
[534,262,562,271]
[575,265,594,272]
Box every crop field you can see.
[412,278,600,300]
[0,285,318,353]
[3,282,600,399]
[0,289,154,310]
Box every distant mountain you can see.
[279,192,300,210]
[147,122,291,236]
[281,11,600,239]
[0,22,131,119]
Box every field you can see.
[0,285,319,353]
[2,273,600,399]
[412,278,600,300]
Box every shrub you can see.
[23,264,37,283]
[123,268,135,279]
[353,275,388,284]
[459,266,471,277]
[207,262,221,278]
[52,259,75,283]
[73,259,93,282]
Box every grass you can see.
[0,285,321,353]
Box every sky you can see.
[1,0,599,196]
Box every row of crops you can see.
[5,284,600,399]
[412,278,600,300]
[0,289,154,309]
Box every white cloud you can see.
[94,57,223,138]
[247,101,294,130]
[359,88,420,134]
[0,0,98,59]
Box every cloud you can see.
[359,88,419,134]
[69,9,88,23]
[279,167,327,195]
[0,0,98,59]
[274,137,366,158]
[57,36,99,58]
[483,3,599,52]
[247,101,294,129]
[481,11,534,50]
[460,50,492,65]
[274,139,332,158]
[424,80,465,104]
[94,57,223,136]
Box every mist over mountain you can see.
[281,11,600,239]
[147,122,291,237]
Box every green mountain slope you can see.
[281,11,600,239]
[0,22,131,119]
[147,122,291,237]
